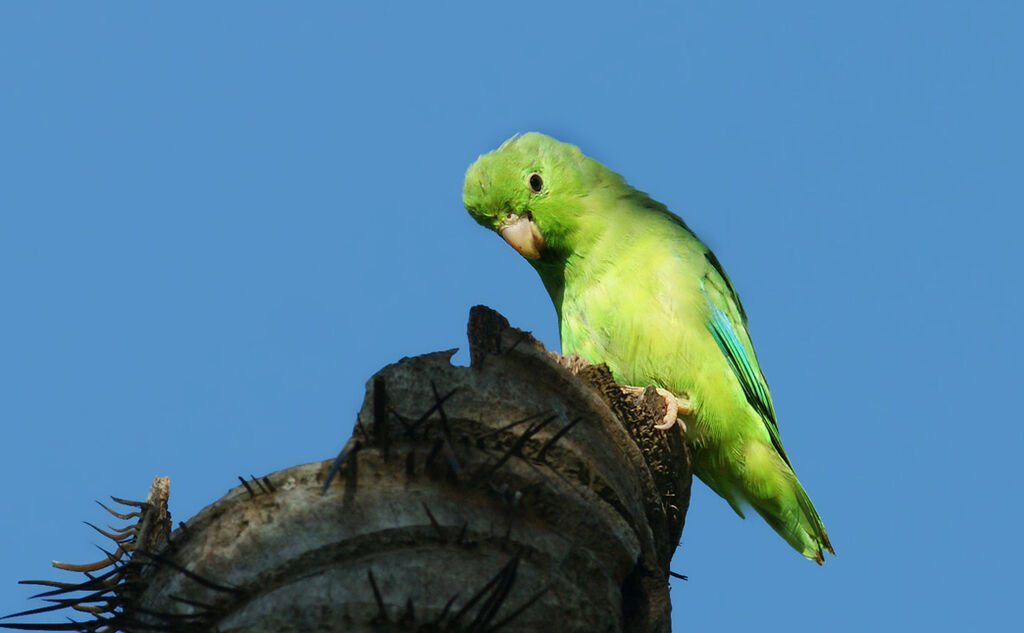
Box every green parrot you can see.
[463,132,833,563]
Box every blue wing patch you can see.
[704,290,791,467]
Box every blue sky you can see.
[1,2,1021,630]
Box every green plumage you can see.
[463,132,833,563]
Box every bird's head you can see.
[463,132,602,262]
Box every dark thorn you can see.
[19,568,119,598]
[109,496,146,508]
[131,550,240,594]
[342,443,360,506]
[250,476,267,494]
[1,588,112,619]
[486,585,549,632]
[389,407,414,435]
[0,622,101,630]
[321,440,362,494]
[669,571,689,581]
[82,522,129,544]
[474,412,548,442]
[422,503,447,544]
[373,376,390,461]
[502,331,531,356]
[456,521,468,545]
[238,477,255,498]
[373,376,387,424]
[118,601,208,625]
[92,545,128,568]
[94,501,136,521]
[405,450,415,478]
[400,598,415,624]
[437,593,460,624]
[367,570,389,623]
[451,555,517,625]
[262,477,276,492]
[521,454,585,504]
[421,418,461,476]
[405,386,458,435]
[429,381,454,440]
[15,579,76,590]
[536,416,583,462]
[481,416,556,480]
[442,439,463,477]
[168,594,216,610]
[425,438,443,468]
[353,415,370,443]
[467,554,520,631]
[474,438,577,508]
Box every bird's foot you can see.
[622,386,691,432]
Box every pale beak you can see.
[499,213,545,260]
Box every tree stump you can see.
[2,306,691,633]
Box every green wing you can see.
[700,250,791,467]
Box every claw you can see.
[652,388,680,430]
[622,386,691,432]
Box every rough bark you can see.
[2,306,691,633]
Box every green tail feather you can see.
[752,477,833,564]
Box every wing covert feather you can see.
[700,250,790,467]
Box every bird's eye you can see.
[527,172,544,193]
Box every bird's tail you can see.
[758,477,834,564]
[747,454,834,563]
[711,441,834,563]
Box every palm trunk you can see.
[3,306,691,633]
